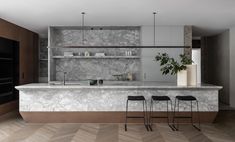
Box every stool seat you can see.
[152,96,170,101]
[128,96,145,101]
[176,96,196,101]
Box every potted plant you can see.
[155,53,194,86]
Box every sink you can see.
[49,82,81,85]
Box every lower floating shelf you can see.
[52,56,140,59]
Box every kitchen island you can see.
[15,81,222,123]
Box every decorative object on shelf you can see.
[125,51,132,56]
[155,53,194,86]
[64,52,73,57]
[127,72,133,81]
[95,53,105,57]
[98,79,103,85]
[77,52,82,56]
[84,51,90,57]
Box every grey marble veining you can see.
[49,26,141,81]
[55,57,140,81]
[18,87,219,112]
[16,82,221,112]
[53,28,140,46]
[184,26,192,57]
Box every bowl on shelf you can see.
[112,74,127,81]
[89,79,98,85]
[95,53,105,57]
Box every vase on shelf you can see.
[177,70,187,86]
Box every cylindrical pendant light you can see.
[81,12,85,45]
[153,12,157,46]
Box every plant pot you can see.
[177,70,187,86]
[186,64,197,86]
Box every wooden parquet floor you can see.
[0,111,234,142]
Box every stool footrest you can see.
[151,116,168,118]
[174,116,192,119]
[126,116,145,119]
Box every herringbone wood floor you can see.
[0,111,234,142]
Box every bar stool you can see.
[125,96,149,131]
[173,95,201,131]
[149,96,174,131]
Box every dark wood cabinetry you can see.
[0,18,38,114]
[0,18,39,85]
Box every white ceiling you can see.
[0,0,235,37]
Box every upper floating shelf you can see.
[48,46,190,48]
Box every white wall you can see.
[141,26,184,81]
[230,28,235,108]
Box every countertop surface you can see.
[15,81,223,90]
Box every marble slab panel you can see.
[19,88,219,112]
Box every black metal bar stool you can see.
[125,96,149,131]
[173,95,201,131]
[149,96,174,131]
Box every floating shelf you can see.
[39,59,48,61]
[52,56,140,59]
[48,46,189,48]
[0,57,13,61]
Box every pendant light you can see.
[81,12,86,45]
[153,12,157,46]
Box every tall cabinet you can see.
[0,18,39,85]
[0,18,38,111]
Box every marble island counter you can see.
[15,81,222,123]
[16,81,222,89]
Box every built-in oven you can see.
[0,37,19,104]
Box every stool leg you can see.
[167,100,174,131]
[191,101,193,125]
[169,100,175,131]
[173,98,178,131]
[149,99,153,131]
[167,100,169,125]
[173,99,176,129]
[193,100,201,131]
[177,100,180,130]
[125,100,128,131]
[144,100,149,131]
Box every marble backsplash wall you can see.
[50,26,141,81]
[52,27,140,46]
[55,58,140,81]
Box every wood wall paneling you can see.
[0,18,38,115]
[0,18,39,85]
